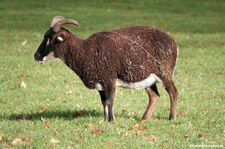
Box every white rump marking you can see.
[116,74,162,89]
[95,83,104,91]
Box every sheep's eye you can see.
[53,39,60,45]
[53,36,64,45]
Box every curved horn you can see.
[50,16,80,32]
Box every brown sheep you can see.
[34,16,179,122]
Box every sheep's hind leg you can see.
[163,79,178,120]
[141,83,160,120]
[99,87,115,122]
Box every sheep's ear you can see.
[56,36,64,42]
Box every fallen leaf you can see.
[177,112,186,117]
[208,141,218,145]
[130,123,147,131]
[198,132,206,138]
[44,121,51,129]
[73,112,81,118]
[168,132,173,138]
[24,135,30,141]
[11,138,22,145]
[50,138,60,144]
[76,136,86,143]
[3,35,9,42]
[146,135,157,142]
[157,118,165,122]
[190,115,195,120]
[20,81,26,88]
[43,105,49,111]
[67,81,76,85]
[19,73,25,79]
[128,112,136,117]
[195,125,201,129]
[184,134,189,139]
[129,117,135,121]
[88,123,95,129]
[22,40,27,46]
[66,90,73,95]
[91,129,103,135]
[121,131,128,137]
[121,109,127,113]
[135,131,142,137]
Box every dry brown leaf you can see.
[146,135,157,142]
[195,125,201,129]
[198,132,206,138]
[128,112,136,116]
[76,136,86,143]
[130,123,147,131]
[73,112,81,118]
[67,81,76,86]
[121,131,128,137]
[44,121,51,129]
[11,138,22,146]
[184,134,189,139]
[168,132,173,138]
[208,141,218,145]
[88,123,95,129]
[50,138,60,144]
[43,105,49,111]
[157,118,165,122]
[135,131,142,137]
[177,112,186,117]
[190,115,196,120]
[20,81,26,88]
[24,135,30,141]
[121,109,127,113]
[19,73,25,79]
[91,129,103,135]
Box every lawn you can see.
[0,0,224,148]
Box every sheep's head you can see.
[34,16,79,63]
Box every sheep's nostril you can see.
[34,53,41,61]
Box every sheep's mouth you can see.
[34,52,55,63]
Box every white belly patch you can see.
[95,74,162,91]
[116,73,162,89]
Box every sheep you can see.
[34,16,179,122]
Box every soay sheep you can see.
[34,16,179,122]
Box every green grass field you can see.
[0,0,224,148]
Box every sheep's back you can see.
[85,26,178,83]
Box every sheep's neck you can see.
[63,37,85,76]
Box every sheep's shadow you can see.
[5,110,167,122]
[8,109,103,121]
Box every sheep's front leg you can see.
[99,87,115,122]
[99,91,109,121]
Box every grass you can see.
[0,0,225,148]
